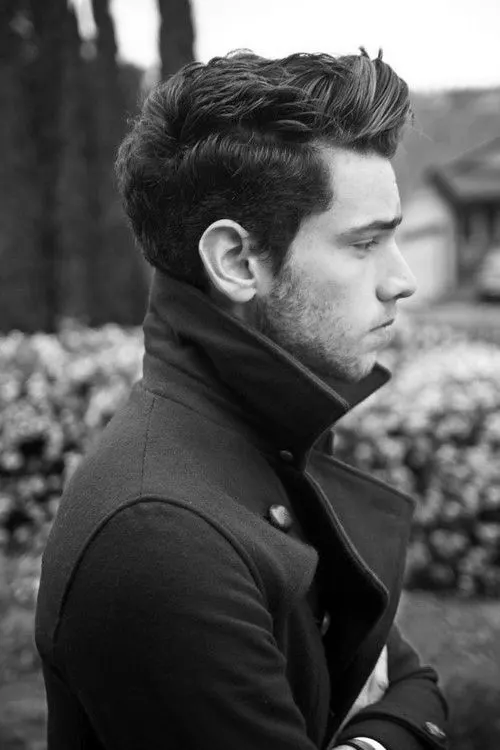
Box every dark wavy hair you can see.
[116,49,412,289]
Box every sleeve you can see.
[55,500,319,750]
[335,625,449,750]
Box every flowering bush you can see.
[1,316,500,597]
[336,320,500,597]
[0,320,143,554]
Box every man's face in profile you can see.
[255,146,417,382]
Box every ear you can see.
[198,219,266,304]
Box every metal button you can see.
[424,722,446,740]
[267,504,293,532]
[279,449,294,463]
[320,610,331,637]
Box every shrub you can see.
[445,678,500,750]
[335,321,500,597]
[0,320,142,554]
[1,316,500,597]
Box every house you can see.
[428,136,500,280]
[399,136,500,306]
[398,186,456,308]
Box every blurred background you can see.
[1,1,500,748]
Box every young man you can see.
[36,50,449,750]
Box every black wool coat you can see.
[35,272,449,750]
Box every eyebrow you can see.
[337,214,403,241]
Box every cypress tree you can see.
[0,0,41,331]
[157,0,195,80]
[27,0,68,332]
[57,5,95,323]
[89,0,149,326]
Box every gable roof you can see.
[428,136,500,204]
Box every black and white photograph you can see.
[1,1,500,748]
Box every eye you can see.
[353,239,378,252]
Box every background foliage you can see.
[1,317,500,599]
[335,320,500,597]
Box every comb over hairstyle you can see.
[116,49,412,289]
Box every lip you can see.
[372,318,395,331]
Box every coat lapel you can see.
[305,449,416,732]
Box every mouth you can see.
[372,318,395,331]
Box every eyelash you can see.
[354,239,378,252]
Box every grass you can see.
[398,590,500,686]
[0,675,46,750]
[400,592,500,750]
[0,555,45,750]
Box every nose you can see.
[376,243,417,302]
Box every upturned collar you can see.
[142,271,390,465]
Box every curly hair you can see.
[115,49,412,289]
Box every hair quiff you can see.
[116,49,412,289]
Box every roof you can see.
[428,136,500,204]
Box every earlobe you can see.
[198,220,258,304]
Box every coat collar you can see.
[142,271,390,463]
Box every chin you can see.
[357,356,379,380]
[309,353,375,384]
[338,354,378,383]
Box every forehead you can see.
[317,146,400,230]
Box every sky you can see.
[73,0,500,92]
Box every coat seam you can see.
[53,495,278,647]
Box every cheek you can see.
[331,263,378,326]
[291,250,376,332]
[309,249,372,296]
[313,273,368,326]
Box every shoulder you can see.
[78,498,266,595]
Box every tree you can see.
[0,0,41,331]
[89,0,149,326]
[57,4,97,323]
[157,0,195,80]
[27,0,68,332]
[0,0,148,331]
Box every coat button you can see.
[320,610,331,636]
[424,722,446,740]
[267,504,293,532]
[279,449,294,463]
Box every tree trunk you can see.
[0,0,41,331]
[89,0,149,326]
[157,0,195,80]
[57,5,96,324]
[27,0,68,332]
